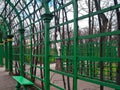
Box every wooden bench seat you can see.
[12,76,33,90]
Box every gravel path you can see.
[0,67,16,90]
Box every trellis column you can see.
[5,39,9,70]
[41,13,53,90]
[0,41,3,67]
[7,35,14,74]
[19,29,25,76]
[73,0,78,90]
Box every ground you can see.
[0,67,16,90]
[0,65,115,90]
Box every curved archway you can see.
[5,0,23,28]
[0,15,10,38]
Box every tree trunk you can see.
[94,0,108,90]
[114,0,120,87]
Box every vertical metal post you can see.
[30,31,33,81]
[19,29,25,76]
[73,0,78,90]
[7,35,14,75]
[41,13,53,90]
[16,82,20,90]
[5,39,8,70]
[0,41,3,67]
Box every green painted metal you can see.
[41,13,53,90]
[42,1,52,90]
[13,76,33,85]
[4,39,8,70]
[0,41,3,67]
[7,35,14,74]
[0,15,9,37]
[19,29,25,76]
[5,0,23,28]
[0,31,3,66]
[13,76,33,90]
[73,0,78,90]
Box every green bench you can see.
[12,76,34,90]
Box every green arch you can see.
[5,0,23,28]
[0,25,6,38]
[0,0,24,38]
[0,15,10,38]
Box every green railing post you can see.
[7,35,14,75]
[41,13,53,90]
[19,29,25,76]
[16,83,20,90]
[5,39,9,71]
[0,41,3,67]
[73,0,78,90]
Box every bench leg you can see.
[15,83,20,90]
[23,86,28,90]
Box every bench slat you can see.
[13,76,33,86]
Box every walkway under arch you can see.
[0,67,15,90]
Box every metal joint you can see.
[18,29,25,34]
[0,41,3,45]
[41,13,54,22]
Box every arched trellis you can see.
[0,0,120,90]
[0,1,55,90]
[5,0,23,28]
[0,16,9,67]
[0,24,6,67]
[0,15,10,37]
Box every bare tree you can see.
[94,0,108,90]
[114,0,120,87]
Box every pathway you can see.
[0,67,16,90]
